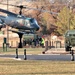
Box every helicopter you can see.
[0,3,41,48]
[0,3,58,48]
[0,8,40,31]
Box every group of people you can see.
[23,37,45,47]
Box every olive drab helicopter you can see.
[0,3,58,48]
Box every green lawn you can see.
[0,47,45,55]
[0,48,75,75]
[0,58,75,75]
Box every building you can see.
[0,26,19,47]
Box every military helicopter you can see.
[0,3,41,48]
[0,8,40,31]
[0,3,58,48]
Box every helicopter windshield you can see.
[24,19,30,26]
[17,19,23,23]
[29,18,38,25]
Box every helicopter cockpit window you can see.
[17,19,23,23]
[29,18,38,25]
[24,20,30,26]
[34,19,38,25]
[30,19,34,23]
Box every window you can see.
[24,20,30,26]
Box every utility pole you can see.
[7,0,9,47]
[67,1,70,30]
[67,0,73,30]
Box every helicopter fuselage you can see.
[2,15,40,31]
[0,8,40,31]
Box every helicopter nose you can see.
[36,27,40,31]
[36,25,40,31]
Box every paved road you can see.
[0,54,74,61]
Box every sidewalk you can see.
[44,48,74,54]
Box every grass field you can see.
[0,47,44,55]
[0,58,75,75]
[0,48,75,75]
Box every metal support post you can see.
[24,49,27,60]
[15,48,18,58]
[3,43,5,52]
[71,50,74,61]
[42,41,48,54]
[3,43,7,52]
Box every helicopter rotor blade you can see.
[0,3,58,15]
[0,8,18,16]
[0,3,15,7]
[24,6,58,15]
[0,3,26,9]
